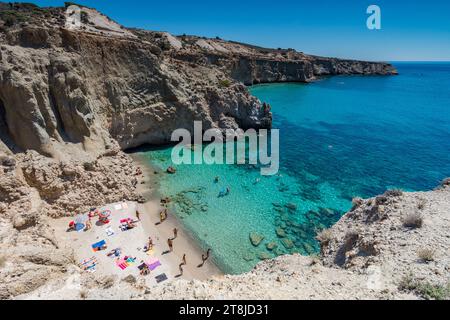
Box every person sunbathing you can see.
[107,248,121,257]
[140,264,150,276]
[126,220,136,229]
[88,208,99,218]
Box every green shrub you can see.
[219,79,231,88]
[399,274,450,300]
[419,283,450,300]
[0,11,28,27]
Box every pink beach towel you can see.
[116,258,128,270]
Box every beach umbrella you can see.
[75,214,88,225]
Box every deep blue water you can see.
[137,62,450,274]
[251,62,450,198]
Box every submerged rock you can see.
[243,253,255,262]
[249,232,265,247]
[266,242,278,251]
[285,203,297,211]
[258,252,272,260]
[273,247,284,256]
[276,227,287,238]
[281,238,294,249]
[303,243,316,255]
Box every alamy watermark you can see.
[171,122,280,176]
[367,5,381,30]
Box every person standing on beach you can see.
[173,228,178,239]
[168,238,173,252]
[160,209,168,224]
[146,237,154,251]
[84,217,92,231]
[136,209,141,221]
[199,249,212,267]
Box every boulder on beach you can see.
[249,232,265,247]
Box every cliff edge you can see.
[2,3,434,301]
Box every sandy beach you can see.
[52,154,222,288]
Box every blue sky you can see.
[29,0,450,61]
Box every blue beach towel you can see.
[92,240,106,251]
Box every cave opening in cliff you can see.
[0,97,16,150]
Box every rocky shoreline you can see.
[2,3,448,301]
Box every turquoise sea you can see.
[135,62,450,274]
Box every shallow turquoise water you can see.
[136,62,450,274]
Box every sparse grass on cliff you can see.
[417,248,435,263]
[402,212,423,229]
[399,274,450,300]
[316,228,333,245]
[0,11,28,27]
[0,255,6,268]
[219,79,232,88]
[417,198,427,210]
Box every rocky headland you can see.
[2,3,447,300]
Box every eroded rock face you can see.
[0,4,402,300]
[0,147,140,299]
[0,4,396,155]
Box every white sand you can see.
[52,157,222,288]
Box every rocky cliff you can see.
[0,2,396,157]
[0,3,406,300]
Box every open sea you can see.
[135,62,450,274]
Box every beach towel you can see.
[126,257,136,264]
[80,257,98,272]
[155,273,168,284]
[116,258,128,270]
[92,240,106,252]
[114,204,123,210]
[106,227,115,237]
[146,258,161,271]
[79,257,96,266]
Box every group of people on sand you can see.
[178,248,212,276]
[122,218,137,231]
